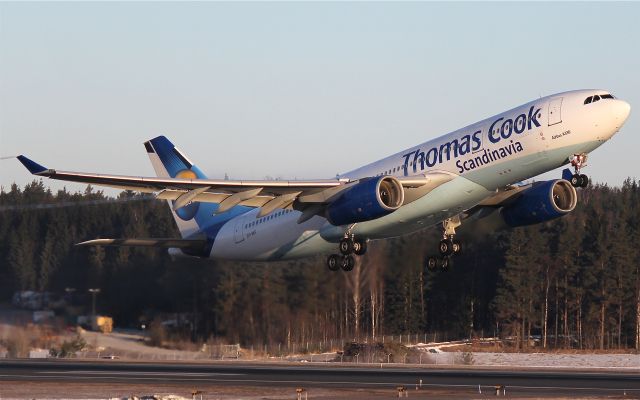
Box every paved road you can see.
[1,360,639,397]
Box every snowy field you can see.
[425,351,640,369]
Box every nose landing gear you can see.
[569,154,589,188]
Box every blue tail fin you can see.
[145,135,208,179]
[145,136,251,242]
[145,136,215,237]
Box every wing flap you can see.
[155,189,273,208]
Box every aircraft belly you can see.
[209,213,332,261]
[352,141,604,240]
[210,140,606,259]
[352,176,491,239]
[462,140,603,189]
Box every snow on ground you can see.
[4,322,639,369]
[467,352,640,369]
[79,331,640,368]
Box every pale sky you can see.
[1,2,638,194]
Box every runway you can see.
[1,359,640,398]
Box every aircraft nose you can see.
[618,100,631,123]
[610,99,631,131]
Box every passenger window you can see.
[584,96,592,104]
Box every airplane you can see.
[17,89,630,272]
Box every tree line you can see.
[1,179,639,351]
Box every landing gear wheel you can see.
[570,174,581,187]
[439,257,450,271]
[339,238,353,255]
[439,239,454,256]
[341,255,355,271]
[353,239,367,256]
[327,255,340,271]
[579,174,589,188]
[452,239,462,255]
[425,256,438,272]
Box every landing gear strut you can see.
[327,229,368,272]
[569,153,589,188]
[425,216,462,272]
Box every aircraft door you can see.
[548,97,563,126]
[234,217,245,243]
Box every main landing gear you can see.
[569,154,589,188]
[326,235,368,272]
[425,216,462,272]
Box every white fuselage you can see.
[209,89,630,261]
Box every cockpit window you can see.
[584,93,615,105]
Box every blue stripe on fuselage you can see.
[187,203,252,256]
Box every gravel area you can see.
[0,381,623,400]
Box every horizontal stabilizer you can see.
[76,238,207,249]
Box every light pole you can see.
[65,287,76,300]
[88,288,101,317]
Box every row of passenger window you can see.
[244,209,294,229]
[584,93,615,104]
[375,165,405,177]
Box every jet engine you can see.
[326,176,404,226]
[501,179,577,227]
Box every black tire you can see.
[339,238,353,255]
[439,257,450,271]
[353,239,367,255]
[579,174,589,188]
[341,255,355,271]
[452,239,462,255]
[425,256,438,271]
[439,239,453,256]
[327,254,340,271]
[570,174,581,187]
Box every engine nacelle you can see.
[326,176,404,226]
[501,179,577,227]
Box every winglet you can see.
[16,155,48,175]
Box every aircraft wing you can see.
[474,183,533,207]
[76,238,207,248]
[17,155,344,195]
[17,155,454,218]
